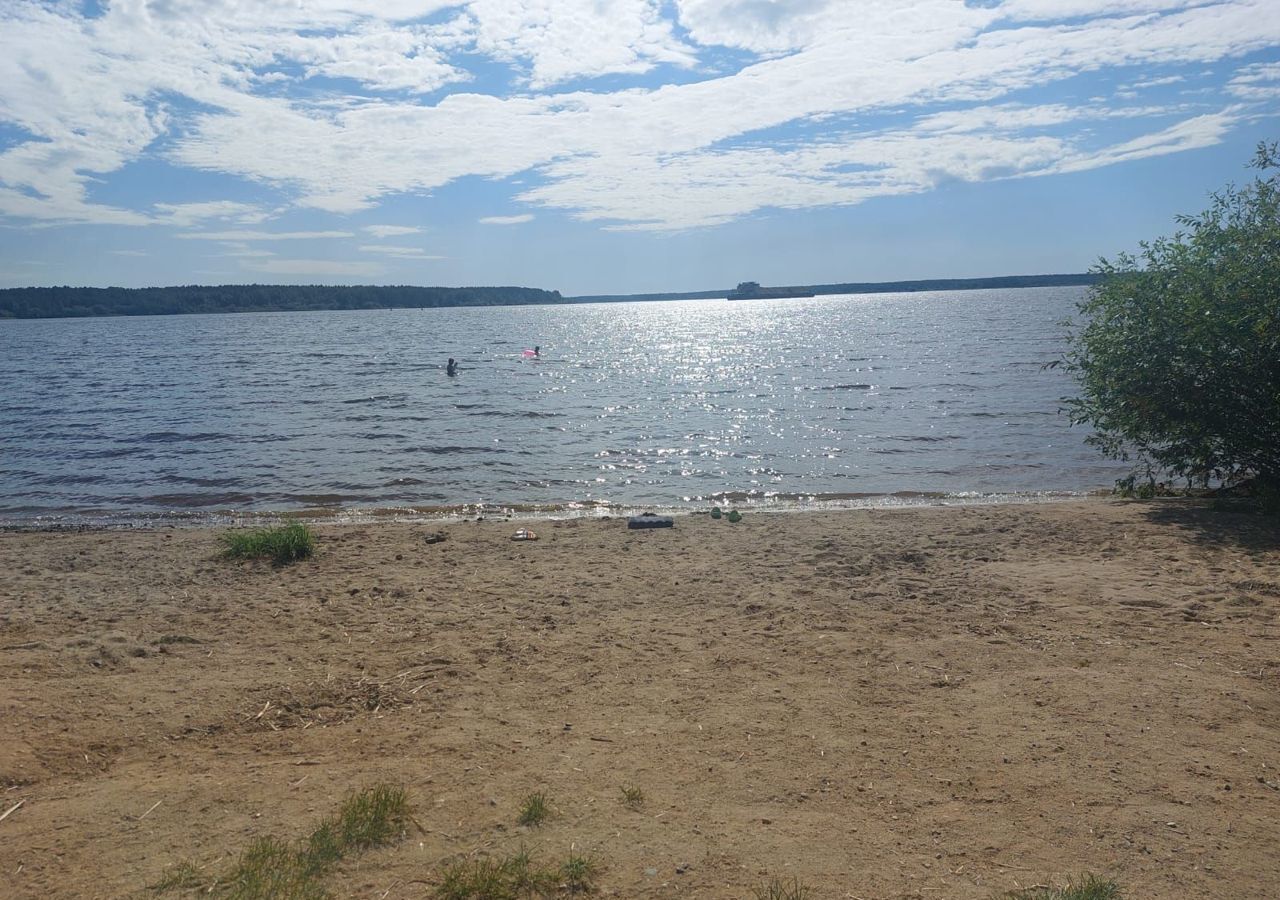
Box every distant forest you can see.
[0,284,563,319]
[0,273,1100,319]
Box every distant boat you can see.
[726,281,816,300]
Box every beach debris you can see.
[0,799,25,824]
[236,676,417,733]
[710,507,723,519]
[628,513,674,529]
[423,532,446,544]
[512,528,538,541]
[726,510,742,523]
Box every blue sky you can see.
[1,0,1278,296]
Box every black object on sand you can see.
[628,513,674,529]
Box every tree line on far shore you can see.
[0,274,1107,320]
[0,284,564,319]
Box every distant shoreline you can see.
[0,273,1099,320]
[570,272,1100,304]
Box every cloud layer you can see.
[0,0,1277,236]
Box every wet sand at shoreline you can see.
[1,500,1278,898]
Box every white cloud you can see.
[0,0,1277,234]
[217,243,276,258]
[1227,61,1280,100]
[175,230,355,241]
[240,257,382,277]
[363,224,423,237]
[674,0,851,54]
[468,0,697,88]
[994,0,1206,21]
[479,214,534,224]
[519,108,1242,230]
[358,244,445,258]
[153,201,270,227]
[277,25,468,94]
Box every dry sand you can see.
[1,499,1278,899]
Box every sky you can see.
[1,0,1278,296]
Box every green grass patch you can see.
[333,783,409,849]
[153,784,409,897]
[221,836,327,900]
[559,854,598,894]
[220,523,316,565]
[1002,875,1123,900]
[753,876,812,900]
[434,849,558,899]
[152,862,204,892]
[516,792,550,827]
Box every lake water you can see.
[0,286,1128,524]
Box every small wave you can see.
[128,431,231,444]
[130,491,260,507]
[155,474,245,488]
[400,444,507,454]
[464,409,564,419]
[288,494,354,506]
[340,394,407,404]
[35,473,106,486]
[76,447,140,459]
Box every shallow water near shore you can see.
[0,286,1128,524]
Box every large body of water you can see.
[0,286,1127,524]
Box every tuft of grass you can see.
[334,783,409,850]
[559,854,598,894]
[221,836,328,900]
[220,523,316,565]
[516,791,550,827]
[435,858,516,900]
[153,784,409,898]
[434,850,558,900]
[505,848,559,896]
[619,785,644,809]
[151,861,204,892]
[1001,875,1123,900]
[753,876,812,900]
[300,818,343,878]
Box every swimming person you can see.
[534,345,540,357]
[446,357,457,376]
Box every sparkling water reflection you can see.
[0,287,1127,521]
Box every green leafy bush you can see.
[1064,143,1279,504]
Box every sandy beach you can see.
[1,499,1278,899]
